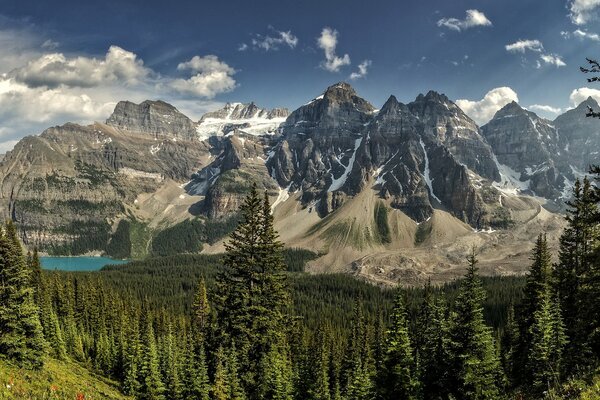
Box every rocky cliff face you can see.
[407,91,500,181]
[554,97,600,173]
[0,121,210,252]
[106,100,198,140]
[262,84,493,226]
[481,101,590,203]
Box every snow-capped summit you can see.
[196,102,289,139]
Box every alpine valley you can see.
[1,82,598,285]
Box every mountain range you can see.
[0,82,597,284]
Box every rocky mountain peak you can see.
[106,100,197,140]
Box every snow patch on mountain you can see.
[328,136,363,192]
[419,137,442,203]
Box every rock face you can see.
[407,91,500,181]
[196,102,289,139]
[106,100,198,140]
[0,120,210,252]
[481,101,594,203]
[264,84,491,226]
[554,97,600,173]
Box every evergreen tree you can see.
[215,185,291,397]
[193,277,211,344]
[500,304,519,388]
[137,313,165,400]
[182,340,210,400]
[0,221,46,369]
[554,178,597,371]
[447,249,502,399]
[26,248,42,307]
[414,281,451,399]
[527,288,566,396]
[377,291,418,400]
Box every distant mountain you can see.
[196,102,289,139]
[1,82,597,284]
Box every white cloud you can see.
[540,54,567,67]
[505,39,566,68]
[527,104,563,115]
[569,87,600,105]
[349,60,371,80]
[0,36,238,151]
[505,39,544,53]
[238,43,249,51]
[251,29,298,51]
[569,0,600,25]
[172,55,237,98]
[317,27,351,72]
[455,87,519,125]
[437,9,492,31]
[9,46,151,88]
[41,39,59,50]
[562,28,600,41]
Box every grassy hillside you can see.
[0,358,128,399]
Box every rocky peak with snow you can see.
[196,102,289,140]
[553,96,600,173]
[482,101,568,201]
[106,100,198,140]
[408,91,500,181]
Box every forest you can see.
[0,168,598,399]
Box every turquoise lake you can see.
[40,256,129,271]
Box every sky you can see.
[1,0,600,151]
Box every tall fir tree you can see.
[377,291,419,400]
[0,221,46,369]
[137,311,165,400]
[215,185,291,397]
[447,249,503,400]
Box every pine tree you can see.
[527,288,566,396]
[26,248,42,307]
[414,281,451,399]
[257,340,294,400]
[182,336,210,400]
[500,304,519,388]
[554,178,597,371]
[193,277,211,344]
[377,291,418,400]
[0,221,46,369]
[215,185,291,396]
[137,312,165,400]
[447,249,502,399]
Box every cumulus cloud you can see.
[455,87,519,125]
[171,55,237,98]
[9,46,151,88]
[349,60,371,80]
[569,87,600,105]
[317,27,351,72]
[0,36,238,151]
[437,9,492,31]
[505,39,544,53]
[569,0,600,25]
[251,29,298,51]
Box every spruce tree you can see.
[215,185,291,397]
[377,291,419,400]
[447,249,502,399]
[414,282,451,399]
[193,277,211,344]
[137,312,165,400]
[0,221,46,369]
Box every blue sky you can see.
[1,0,600,150]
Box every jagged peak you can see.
[576,96,600,110]
[379,95,408,115]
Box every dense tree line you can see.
[0,170,598,398]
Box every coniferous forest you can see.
[0,168,597,399]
